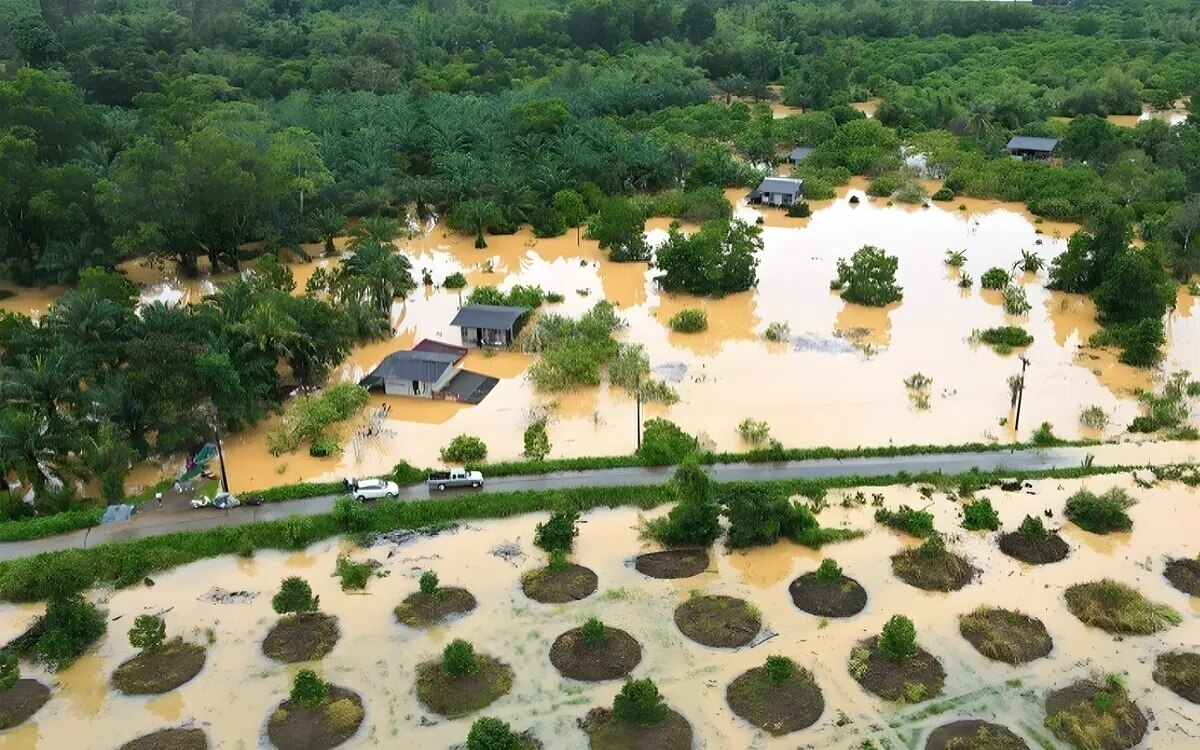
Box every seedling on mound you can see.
[273,577,319,615]
[1044,677,1147,750]
[613,678,668,726]
[892,533,977,592]
[815,558,842,583]
[417,640,513,718]
[1064,579,1180,635]
[520,551,598,603]
[847,614,945,703]
[961,498,1000,531]
[291,669,329,709]
[879,615,917,661]
[674,594,761,648]
[114,614,207,695]
[264,577,339,662]
[268,670,365,749]
[726,655,824,735]
[959,607,1053,665]
[396,574,476,628]
[999,515,1070,565]
[1064,488,1134,534]
[789,560,867,618]
[764,655,794,683]
[468,717,526,750]
[443,639,478,678]
[581,618,606,646]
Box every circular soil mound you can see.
[1153,651,1200,703]
[726,666,823,735]
[926,720,1029,750]
[118,728,209,750]
[263,612,340,663]
[998,531,1070,565]
[634,549,709,579]
[582,707,692,750]
[268,686,364,750]
[891,548,977,592]
[416,655,513,719]
[789,572,867,618]
[394,587,476,628]
[521,564,598,604]
[549,627,641,681]
[958,608,1053,665]
[848,638,945,703]
[1044,681,1147,750]
[674,595,761,648]
[113,641,206,695]
[0,679,50,730]
[1064,580,1180,635]
[1163,557,1200,596]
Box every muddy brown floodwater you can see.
[1,471,1196,749]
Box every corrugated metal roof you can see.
[360,351,460,387]
[754,177,804,196]
[1006,136,1058,152]
[789,147,813,162]
[412,338,468,357]
[450,304,526,330]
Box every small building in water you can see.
[1005,136,1058,161]
[450,304,528,348]
[359,339,500,403]
[748,176,804,207]
[787,146,813,164]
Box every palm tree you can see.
[0,407,77,492]
[338,243,415,312]
[309,208,347,256]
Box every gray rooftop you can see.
[789,147,813,162]
[754,177,804,196]
[360,350,460,387]
[450,304,527,330]
[1006,136,1059,153]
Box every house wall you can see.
[382,379,432,399]
[458,326,513,348]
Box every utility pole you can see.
[1012,356,1031,440]
[212,405,230,494]
[636,388,643,452]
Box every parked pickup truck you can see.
[427,468,484,491]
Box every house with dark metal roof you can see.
[1006,136,1058,161]
[748,176,804,207]
[450,304,529,348]
[787,147,813,163]
[359,350,462,398]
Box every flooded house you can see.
[450,304,528,348]
[359,339,500,403]
[787,146,813,163]
[1005,136,1058,161]
[748,176,804,207]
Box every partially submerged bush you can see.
[638,418,697,465]
[334,555,372,590]
[1018,515,1046,538]
[944,250,966,266]
[644,459,721,546]
[0,651,17,692]
[976,326,1033,349]
[981,267,1010,290]
[128,615,166,652]
[1031,422,1061,447]
[1065,488,1134,534]
[419,571,439,596]
[932,187,955,201]
[962,498,1001,531]
[1079,405,1109,430]
[879,615,917,661]
[273,577,319,615]
[611,678,668,726]
[1002,284,1031,316]
[290,669,328,709]
[832,245,903,306]
[763,321,790,342]
[440,434,488,464]
[467,717,524,750]
[725,486,860,549]
[668,308,708,333]
[442,272,467,289]
[875,505,935,537]
[443,639,478,678]
[534,508,579,553]
[815,558,842,582]
[35,596,107,671]
[737,418,771,446]
[523,419,551,461]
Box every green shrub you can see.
[976,326,1033,348]
[419,570,439,596]
[932,187,955,201]
[1018,515,1046,539]
[1065,488,1134,534]
[128,614,166,652]
[981,267,1010,290]
[1031,422,1061,447]
[918,531,947,558]
[764,655,795,683]
[272,576,319,615]
[335,555,372,590]
[878,615,917,661]
[1079,406,1109,430]
[390,461,426,486]
[467,717,524,750]
[0,651,17,692]
[441,434,488,464]
[763,321,790,342]
[443,639,478,678]
[638,419,696,465]
[332,496,370,532]
[34,596,106,670]
[874,505,935,537]
[611,678,668,726]
[534,508,579,553]
[308,435,339,457]
[737,418,771,446]
[867,172,903,197]
[467,284,544,310]
[668,308,708,333]
[944,250,966,266]
[442,272,468,289]
[291,669,328,708]
[523,420,551,461]
[545,292,565,303]
[786,201,811,218]
[644,459,721,546]
[961,498,1000,531]
[724,486,795,548]
[581,617,606,645]
[833,245,903,306]
[546,549,569,572]
[816,558,843,582]
[1002,284,1032,316]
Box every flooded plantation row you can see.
[0,471,1196,749]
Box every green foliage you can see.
[268,384,370,457]
[645,459,721,546]
[918,531,947,558]
[976,327,1033,349]
[668,308,708,333]
[33,596,106,671]
[611,678,669,726]
[980,267,1010,290]
[588,198,649,262]
[466,285,544,311]
[737,418,772,446]
[655,218,762,297]
[419,571,439,596]
[874,505,935,537]
[764,655,795,683]
[440,435,488,464]
[638,419,697,465]
[0,652,18,692]
[523,419,551,461]
[581,617,606,645]
[1002,285,1032,316]
[467,717,524,750]
[443,639,478,678]
[725,486,859,549]
[442,273,468,290]
[763,321,791,342]
[1018,515,1046,539]
[1031,422,1061,447]
[944,250,966,267]
[961,498,1000,531]
[1065,488,1134,534]
[637,187,732,223]
[932,187,955,202]
[786,201,811,218]
[815,558,843,582]
[272,577,319,615]
[879,615,918,661]
[534,509,579,553]
[334,555,372,590]
[332,497,370,532]
[1079,406,1109,430]
[128,614,166,652]
[833,246,902,306]
[525,302,628,393]
[291,669,328,709]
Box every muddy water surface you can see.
[1,471,1197,748]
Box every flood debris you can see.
[198,587,258,604]
[651,362,688,383]
[489,540,525,565]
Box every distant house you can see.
[1006,136,1058,161]
[359,349,463,398]
[450,304,528,348]
[748,176,804,207]
[787,147,813,163]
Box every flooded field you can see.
[1,471,1196,749]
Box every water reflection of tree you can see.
[656,291,759,357]
[833,301,895,348]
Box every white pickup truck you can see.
[427,468,484,491]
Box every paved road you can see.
[0,445,1174,561]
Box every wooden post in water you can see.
[1012,356,1031,441]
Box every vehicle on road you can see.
[428,468,484,491]
[191,492,240,510]
[345,477,400,501]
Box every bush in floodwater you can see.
[668,308,708,333]
[816,558,843,582]
[962,498,1001,531]
[0,651,17,692]
[467,717,524,750]
[1018,250,1044,273]
[1018,515,1047,539]
[874,505,935,537]
[932,187,955,201]
[879,615,918,661]
[128,614,166,652]
[335,555,371,590]
[523,419,551,461]
[419,570,439,596]
[1065,488,1134,534]
[763,321,791,342]
[442,272,467,289]
[33,595,106,671]
[581,617,606,645]
[291,669,328,709]
[765,655,795,683]
[918,531,947,558]
[637,418,697,465]
[644,459,721,546]
[832,245,903,306]
[534,508,579,553]
[1002,284,1032,316]
[1031,422,1061,447]
[981,267,1009,290]
[612,678,668,726]
[1079,405,1109,430]
[944,250,967,267]
[976,326,1033,348]
[786,201,811,218]
[958,272,973,288]
[440,434,488,464]
[273,576,319,615]
[737,418,772,446]
[443,639,478,678]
